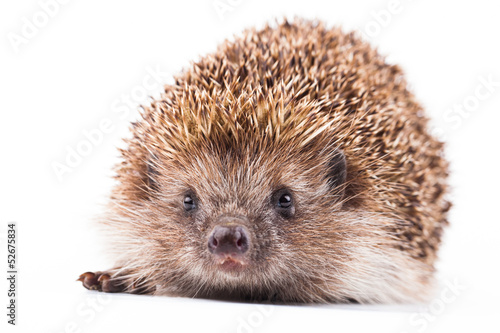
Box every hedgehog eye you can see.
[273,189,295,218]
[278,194,292,208]
[183,195,196,211]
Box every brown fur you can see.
[85,19,450,303]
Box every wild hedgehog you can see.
[78,19,450,303]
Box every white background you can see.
[1,0,499,332]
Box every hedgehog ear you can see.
[326,150,347,196]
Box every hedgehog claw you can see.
[78,271,124,293]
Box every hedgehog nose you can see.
[208,225,249,256]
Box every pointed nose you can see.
[208,225,249,256]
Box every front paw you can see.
[77,271,124,293]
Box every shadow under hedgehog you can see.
[78,19,450,303]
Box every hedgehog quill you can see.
[78,19,450,303]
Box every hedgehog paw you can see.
[78,271,124,293]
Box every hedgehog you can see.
[78,19,450,303]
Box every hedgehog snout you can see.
[207,217,250,260]
[208,225,249,256]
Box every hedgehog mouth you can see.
[216,256,247,273]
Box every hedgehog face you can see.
[130,139,350,300]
